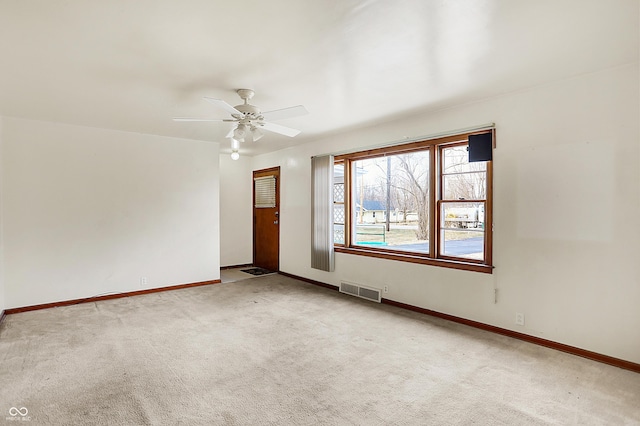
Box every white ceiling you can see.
[0,0,637,156]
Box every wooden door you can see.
[253,167,280,271]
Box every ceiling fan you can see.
[174,89,308,143]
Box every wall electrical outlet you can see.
[515,312,525,326]
[140,277,148,287]
[383,285,389,293]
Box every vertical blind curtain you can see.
[311,155,335,272]
[254,176,277,208]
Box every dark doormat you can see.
[241,267,276,276]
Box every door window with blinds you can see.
[254,176,277,208]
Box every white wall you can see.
[219,154,253,267]
[252,63,640,364]
[1,118,220,308]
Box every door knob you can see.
[274,220,279,224]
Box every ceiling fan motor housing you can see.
[234,103,262,121]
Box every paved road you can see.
[442,237,484,256]
[361,237,483,256]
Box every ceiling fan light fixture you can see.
[230,138,240,151]
[230,150,240,161]
[251,126,264,142]
[233,124,247,141]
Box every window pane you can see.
[333,162,345,245]
[443,145,486,174]
[440,202,484,261]
[334,203,344,244]
[334,163,345,201]
[440,230,484,260]
[352,151,430,253]
[443,172,486,200]
[441,202,485,229]
[334,204,344,224]
[334,224,345,244]
[334,183,344,203]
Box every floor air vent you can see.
[339,281,381,303]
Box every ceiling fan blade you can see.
[261,105,308,122]
[225,127,235,138]
[173,117,224,122]
[203,97,243,116]
[259,121,301,137]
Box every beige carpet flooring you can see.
[0,274,639,425]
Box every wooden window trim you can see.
[333,160,346,247]
[335,130,494,274]
[334,246,493,273]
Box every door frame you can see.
[252,166,280,271]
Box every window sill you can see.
[334,246,493,274]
